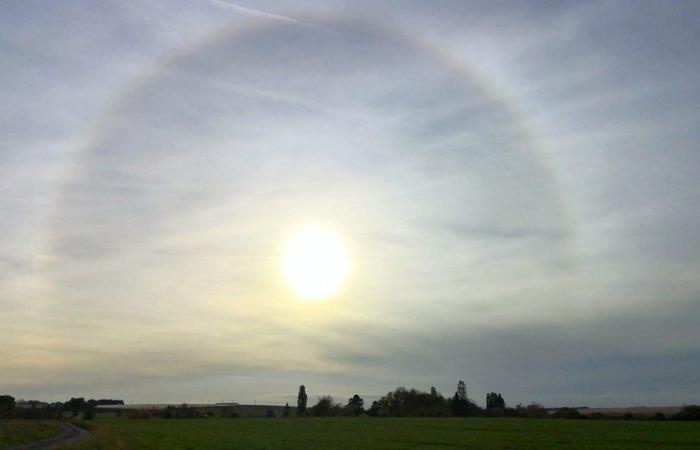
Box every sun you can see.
[284,227,349,300]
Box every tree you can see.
[451,392,466,416]
[0,395,15,418]
[95,399,124,406]
[311,396,335,417]
[456,380,468,402]
[283,402,290,417]
[66,397,86,417]
[454,382,482,417]
[451,381,470,416]
[373,387,450,417]
[486,392,505,410]
[297,385,307,416]
[345,394,364,416]
[675,405,700,421]
[0,395,15,411]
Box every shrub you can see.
[312,396,336,417]
[512,403,548,418]
[674,405,700,421]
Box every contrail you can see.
[211,0,309,27]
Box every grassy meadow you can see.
[0,420,61,448]
[51,416,700,450]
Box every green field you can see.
[55,417,700,449]
[0,420,61,448]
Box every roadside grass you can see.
[56,416,700,450]
[55,422,131,450]
[0,420,61,449]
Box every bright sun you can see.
[284,227,349,300]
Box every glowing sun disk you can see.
[284,228,349,300]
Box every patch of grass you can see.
[56,424,132,450]
[0,420,62,448]
[54,417,700,449]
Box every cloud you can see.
[211,0,309,27]
[1,0,700,406]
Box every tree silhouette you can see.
[311,396,335,416]
[0,395,15,418]
[297,385,307,416]
[346,394,364,416]
[486,392,505,409]
[457,380,468,402]
[0,395,15,410]
[66,397,86,417]
[373,387,450,417]
[452,380,470,416]
[675,405,700,420]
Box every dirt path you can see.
[9,422,88,449]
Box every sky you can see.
[1,0,699,407]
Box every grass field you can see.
[0,420,61,448]
[56,417,700,449]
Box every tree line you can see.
[2,388,699,421]
[292,381,504,418]
[0,395,123,420]
[291,383,700,421]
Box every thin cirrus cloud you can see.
[211,0,309,27]
[0,0,699,406]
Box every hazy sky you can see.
[1,0,699,407]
